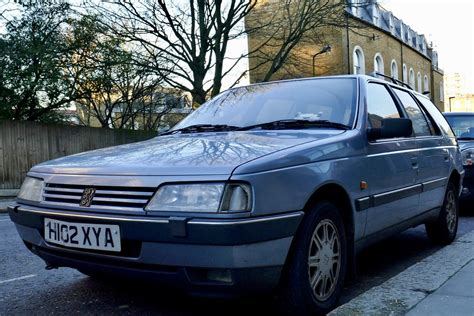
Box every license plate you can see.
[44,218,121,252]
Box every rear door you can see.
[392,88,449,213]
[363,82,420,236]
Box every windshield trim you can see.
[171,77,359,133]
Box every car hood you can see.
[31,130,345,176]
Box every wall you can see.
[0,120,157,189]
[246,5,444,109]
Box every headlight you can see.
[462,148,474,166]
[145,182,252,213]
[17,177,44,202]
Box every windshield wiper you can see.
[160,124,240,136]
[237,119,351,131]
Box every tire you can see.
[425,182,459,245]
[278,201,347,316]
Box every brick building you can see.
[246,0,445,110]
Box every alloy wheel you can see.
[445,190,457,233]
[308,219,341,301]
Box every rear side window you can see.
[393,89,432,137]
[367,83,401,128]
[415,96,455,137]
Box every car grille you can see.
[42,183,155,212]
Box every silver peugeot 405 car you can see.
[9,75,463,314]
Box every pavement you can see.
[330,230,474,315]
[407,260,474,315]
[0,199,15,213]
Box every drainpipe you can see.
[346,13,351,74]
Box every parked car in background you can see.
[9,75,463,315]
[444,112,474,201]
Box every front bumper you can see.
[9,204,303,295]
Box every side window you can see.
[367,83,401,128]
[416,96,455,137]
[393,88,432,137]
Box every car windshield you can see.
[172,78,357,132]
[445,115,474,139]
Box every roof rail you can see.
[368,72,414,90]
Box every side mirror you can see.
[368,118,413,141]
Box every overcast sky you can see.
[381,0,474,91]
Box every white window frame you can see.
[403,64,408,83]
[409,68,415,89]
[390,60,398,80]
[417,72,422,93]
[440,82,444,102]
[353,46,365,75]
[424,75,429,93]
[374,53,384,75]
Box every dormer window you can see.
[400,23,405,41]
[389,14,394,33]
[407,29,412,44]
[372,5,380,26]
[352,0,361,16]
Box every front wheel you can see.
[278,201,347,315]
[425,182,459,245]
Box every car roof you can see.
[443,112,474,116]
[228,74,424,97]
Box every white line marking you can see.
[0,274,37,285]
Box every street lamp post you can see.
[449,96,455,112]
[312,45,331,77]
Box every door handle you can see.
[411,157,418,169]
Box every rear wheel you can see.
[426,182,458,245]
[278,201,347,315]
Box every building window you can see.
[390,60,398,80]
[409,68,415,89]
[353,46,365,75]
[374,53,384,75]
[403,64,408,83]
[424,75,429,92]
[440,82,444,102]
[400,23,405,41]
[351,0,361,15]
[417,72,422,93]
[372,5,379,26]
[407,29,412,45]
[389,14,394,33]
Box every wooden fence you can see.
[0,120,157,189]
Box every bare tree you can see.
[70,15,180,131]
[90,0,257,107]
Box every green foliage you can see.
[0,3,78,122]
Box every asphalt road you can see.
[1,209,473,315]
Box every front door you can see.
[363,82,420,236]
